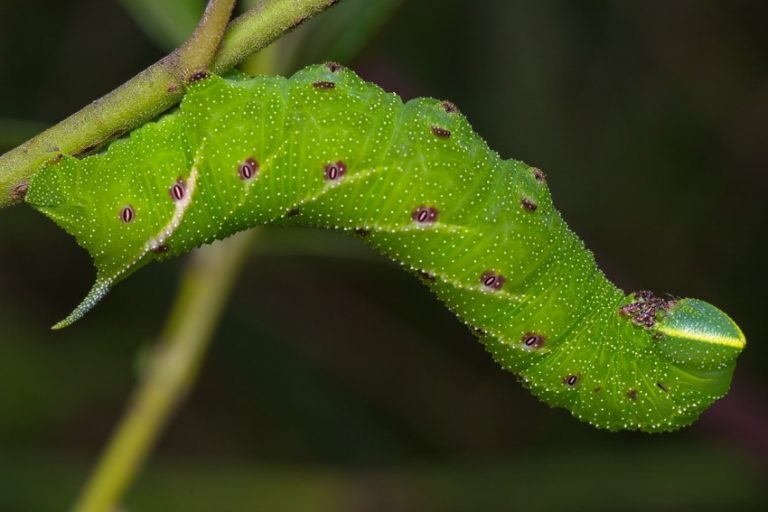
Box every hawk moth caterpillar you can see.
[25,63,746,432]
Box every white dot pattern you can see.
[25,64,744,432]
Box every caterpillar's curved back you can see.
[26,63,746,432]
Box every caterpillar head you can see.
[621,292,745,369]
[619,290,745,405]
[655,298,746,371]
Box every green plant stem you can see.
[71,231,257,512]
[212,0,337,72]
[0,0,340,209]
[177,0,237,76]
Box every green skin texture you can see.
[26,64,746,432]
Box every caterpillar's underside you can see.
[26,63,745,432]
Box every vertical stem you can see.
[71,231,257,512]
[176,0,237,78]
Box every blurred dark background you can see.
[1,1,767,510]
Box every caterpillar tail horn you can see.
[51,278,112,330]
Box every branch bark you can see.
[177,0,237,78]
[0,0,340,210]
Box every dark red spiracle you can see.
[411,205,439,224]
[627,389,638,401]
[521,197,538,211]
[187,70,210,83]
[564,374,579,387]
[480,270,506,291]
[532,167,547,182]
[238,157,259,180]
[120,206,135,223]
[313,80,336,90]
[324,161,347,182]
[521,332,545,350]
[431,125,452,138]
[170,181,185,201]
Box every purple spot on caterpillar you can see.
[170,181,186,202]
[417,270,436,282]
[120,206,135,223]
[532,167,547,182]
[521,197,538,211]
[152,244,169,254]
[521,332,545,350]
[431,126,451,138]
[239,157,259,180]
[619,290,676,328]
[325,62,343,72]
[324,161,347,182]
[188,71,209,83]
[481,271,506,291]
[627,389,638,401]
[313,80,336,90]
[412,205,438,225]
[354,228,370,237]
[564,375,579,387]
[656,382,668,392]
[441,101,459,113]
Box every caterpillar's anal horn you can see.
[52,278,112,330]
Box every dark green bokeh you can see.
[1,1,766,510]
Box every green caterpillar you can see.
[25,63,746,432]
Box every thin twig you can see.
[212,0,338,72]
[177,0,236,79]
[71,232,257,512]
[0,0,340,209]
